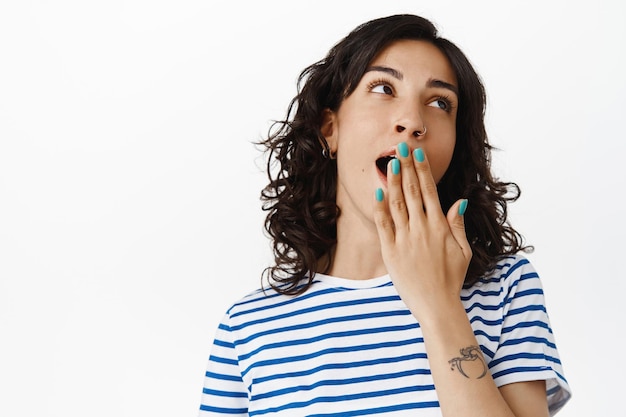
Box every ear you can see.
[320,108,338,153]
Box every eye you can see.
[372,84,393,95]
[368,79,394,96]
[428,97,453,112]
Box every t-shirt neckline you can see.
[312,272,392,289]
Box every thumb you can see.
[447,199,472,260]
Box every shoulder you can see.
[485,254,536,280]
[478,254,542,292]
[462,254,545,310]
[224,285,285,320]
[222,279,328,329]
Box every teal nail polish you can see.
[391,158,400,175]
[375,188,384,202]
[458,199,468,216]
[398,142,409,158]
[414,148,425,163]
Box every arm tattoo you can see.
[448,345,487,379]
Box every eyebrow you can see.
[427,78,458,96]
[364,65,459,96]
[365,65,404,80]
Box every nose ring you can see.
[413,126,427,137]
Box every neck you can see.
[326,210,387,280]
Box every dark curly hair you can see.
[260,14,531,295]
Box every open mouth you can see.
[376,155,397,177]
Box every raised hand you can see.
[373,141,472,322]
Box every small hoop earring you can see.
[320,136,336,159]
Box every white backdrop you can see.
[1,1,624,416]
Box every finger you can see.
[413,147,445,221]
[373,187,395,248]
[396,142,425,223]
[386,157,409,229]
[446,198,472,260]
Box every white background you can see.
[1,1,624,416]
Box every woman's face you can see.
[322,39,458,226]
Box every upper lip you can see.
[376,148,397,160]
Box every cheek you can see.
[428,135,456,183]
[335,103,390,147]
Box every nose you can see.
[395,124,427,137]
[394,109,427,138]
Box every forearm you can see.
[373,145,553,415]
[413,299,515,417]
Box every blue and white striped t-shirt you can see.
[199,255,571,416]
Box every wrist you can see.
[410,295,468,330]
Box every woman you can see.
[198,14,571,416]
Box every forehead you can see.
[368,39,457,85]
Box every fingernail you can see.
[391,158,400,175]
[458,199,468,216]
[375,188,384,202]
[398,142,409,158]
[414,148,425,163]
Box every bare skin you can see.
[322,39,550,417]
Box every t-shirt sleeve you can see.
[198,312,249,416]
[490,257,572,415]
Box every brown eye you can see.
[431,99,447,110]
[371,84,393,95]
[428,97,453,112]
